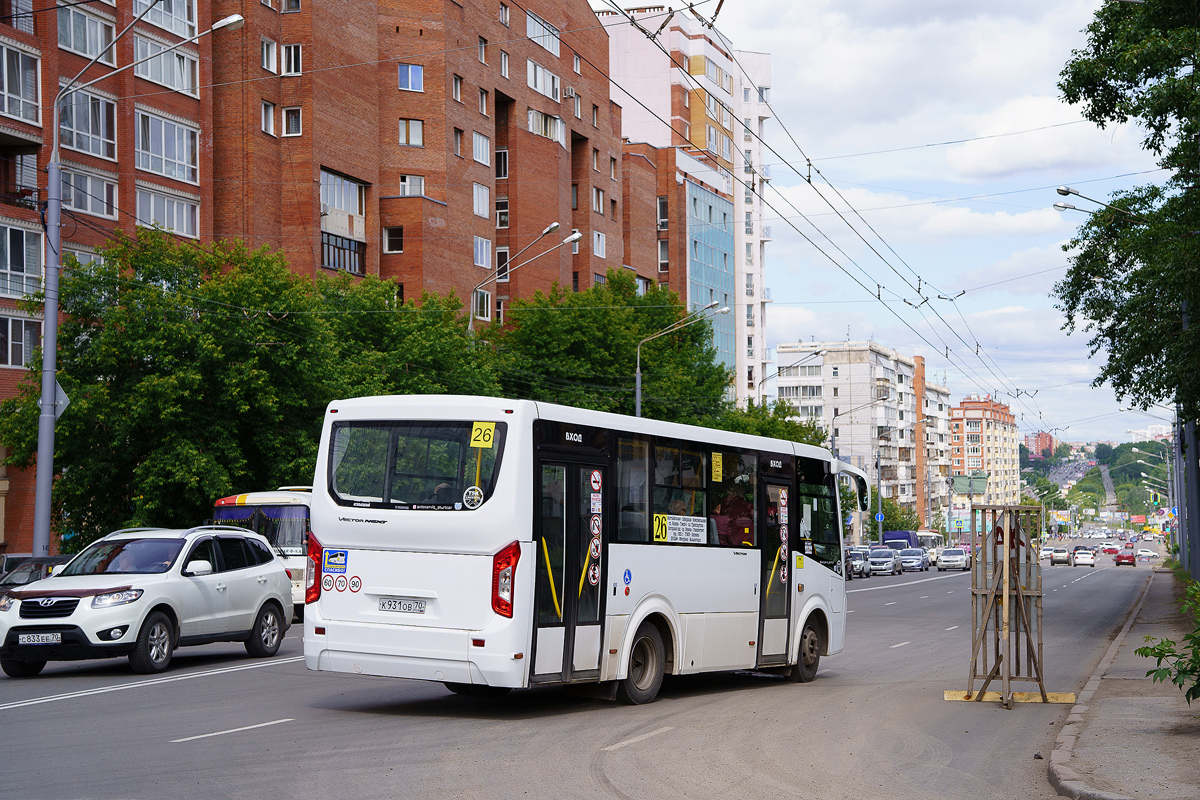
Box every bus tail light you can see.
[492,541,520,617]
[306,532,322,604]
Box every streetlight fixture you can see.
[465,225,578,335]
[635,301,729,417]
[31,7,245,556]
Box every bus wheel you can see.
[788,621,821,683]
[616,622,665,704]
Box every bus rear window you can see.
[330,421,507,510]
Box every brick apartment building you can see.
[0,0,659,561]
[1024,430,1057,459]
[950,394,1020,506]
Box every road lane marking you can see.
[847,572,970,594]
[945,626,958,631]
[172,718,294,743]
[890,642,910,648]
[602,726,674,751]
[0,656,305,711]
[919,596,929,599]
[884,602,896,606]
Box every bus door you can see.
[757,478,791,666]
[531,460,606,684]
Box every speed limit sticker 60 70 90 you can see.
[321,574,334,592]
[349,576,362,592]
[334,575,348,592]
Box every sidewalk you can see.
[1049,568,1200,800]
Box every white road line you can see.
[945,626,959,631]
[919,596,930,599]
[847,572,970,594]
[847,609,854,613]
[890,642,910,648]
[602,726,674,751]
[0,656,305,712]
[172,718,294,743]
[884,602,896,606]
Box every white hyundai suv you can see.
[0,526,291,678]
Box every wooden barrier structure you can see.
[948,504,1073,708]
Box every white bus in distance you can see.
[303,395,870,704]
[213,487,311,620]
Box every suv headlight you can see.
[91,589,144,609]
[0,593,14,612]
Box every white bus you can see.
[213,487,311,620]
[303,396,870,703]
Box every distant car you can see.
[1049,547,1071,565]
[1114,550,1136,566]
[1101,544,1120,555]
[848,548,872,578]
[1039,545,1056,561]
[899,548,930,572]
[1070,549,1095,567]
[0,556,72,592]
[937,548,971,571]
[868,548,902,576]
[1136,549,1159,560]
[0,526,292,678]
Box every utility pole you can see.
[876,449,883,545]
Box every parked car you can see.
[1114,550,1136,566]
[1049,547,1071,565]
[937,548,971,571]
[1070,549,1096,567]
[868,548,902,576]
[0,526,292,678]
[899,548,930,572]
[0,556,72,592]
[848,548,872,578]
[1136,549,1159,560]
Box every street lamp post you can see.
[467,222,570,334]
[31,7,245,557]
[635,301,728,417]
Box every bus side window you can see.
[707,451,757,547]
[617,437,650,542]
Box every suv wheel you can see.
[130,611,174,674]
[1,658,45,678]
[245,603,283,658]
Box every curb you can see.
[1046,570,1156,800]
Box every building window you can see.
[398,175,424,196]
[656,196,668,230]
[495,149,508,179]
[134,0,195,38]
[527,109,563,144]
[527,60,560,101]
[593,230,606,258]
[284,0,300,10]
[261,38,278,72]
[58,7,115,65]
[321,232,365,275]
[610,157,617,179]
[478,36,487,63]
[261,101,275,135]
[62,168,116,218]
[320,169,366,214]
[473,183,489,218]
[499,3,509,26]
[495,197,509,228]
[0,315,39,367]
[758,86,770,103]
[571,183,578,210]
[383,226,403,253]
[60,89,115,159]
[658,239,668,272]
[136,187,198,238]
[452,74,462,102]
[474,235,491,268]
[593,272,606,285]
[399,118,423,146]
[574,54,581,74]
[134,36,198,96]
[500,50,509,79]
[610,198,617,219]
[573,93,581,118]
[135,110,199,182]
[453,128,463,156]
[592,147,599,171]
[0,225,41,297]
[283,106,302,136]
[473,288,491,321]
[592,187,604,213]
[527,11,560,56]
[0,46,38,124]
[571,230,579,254]
[496,246,509,281]
[283,44,302,75]
[592,104,599,126]
[479,88,488,115]
[398,63,423,92]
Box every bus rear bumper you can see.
[304,616,526,688]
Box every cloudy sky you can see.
[602,1,1171,442]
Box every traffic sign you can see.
[1172,506,1178,516]
[874,512,884,522]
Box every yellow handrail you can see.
[541,537,562,620]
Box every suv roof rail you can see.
[100,527,170,540]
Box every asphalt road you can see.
[0,559,1154,800]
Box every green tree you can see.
[1057,2,1200,419]
[877,497,921,540]
[492,269,731,422]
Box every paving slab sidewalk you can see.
[1050,568,1200,800]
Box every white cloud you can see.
[957,243,1072,296]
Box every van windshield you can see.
[330,421,507,511]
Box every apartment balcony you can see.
[760,164,771,180]
[761,225,772,240]
[0,181,37,211]
[763,287,772,302]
